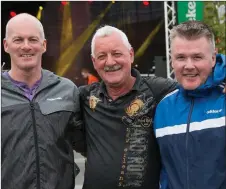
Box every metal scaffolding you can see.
[164,1,176,79]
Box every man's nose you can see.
[106,54,115,65]
[21,40,32,50]
[184,58,195,69]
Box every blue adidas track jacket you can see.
[154,54,226,189]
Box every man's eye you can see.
[30,38,38,43]
[97,55,105,60]
[176,57,185,61]
[114,53,122,57]
[14,39,22,43]
[194,56,202,61]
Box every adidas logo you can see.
[206,109,222,114]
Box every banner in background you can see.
[177,1,204,23]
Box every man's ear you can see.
[212,50,217,68]
[171,60,175,69]
[130,48,134,64]
[42,39,47,53]
[170,47,175,69]
[91,55,96,70]
[3,39,9,53]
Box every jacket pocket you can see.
[37,100,76,144]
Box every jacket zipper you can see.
[30,102,40,189]
[186,98,194,189]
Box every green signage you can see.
[177,1,204,23]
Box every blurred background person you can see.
[81,68,99,85]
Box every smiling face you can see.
[3,17,46,71]
[171,36,216,90]
[91,32,134,87]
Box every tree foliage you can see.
[204,2,225,54]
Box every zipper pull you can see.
[30,103,34,109]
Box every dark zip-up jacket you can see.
[1,69,84,189]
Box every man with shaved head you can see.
[1,13,84,189]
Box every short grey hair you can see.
[5,13,45,40]
[170,20,215,52]
[91,25,132,57]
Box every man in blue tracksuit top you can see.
[154,21,226,189]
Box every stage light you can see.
[10,11,17,17]
[61,1,68,6]
[60,1,73,52]
[56,2,113,76]
[37,6,43,20]
[135,20,163,59]
[143,1,149,6]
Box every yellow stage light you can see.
[59,2,73,53]
[36,6,43,20]
[56,3,113,76]
[135,20,164,59]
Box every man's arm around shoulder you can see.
[68,85,87,157]
[145,76,177,101]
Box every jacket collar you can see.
[1,69,60,94]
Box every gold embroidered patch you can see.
[125,99,144,116]
[89,95,101,111]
